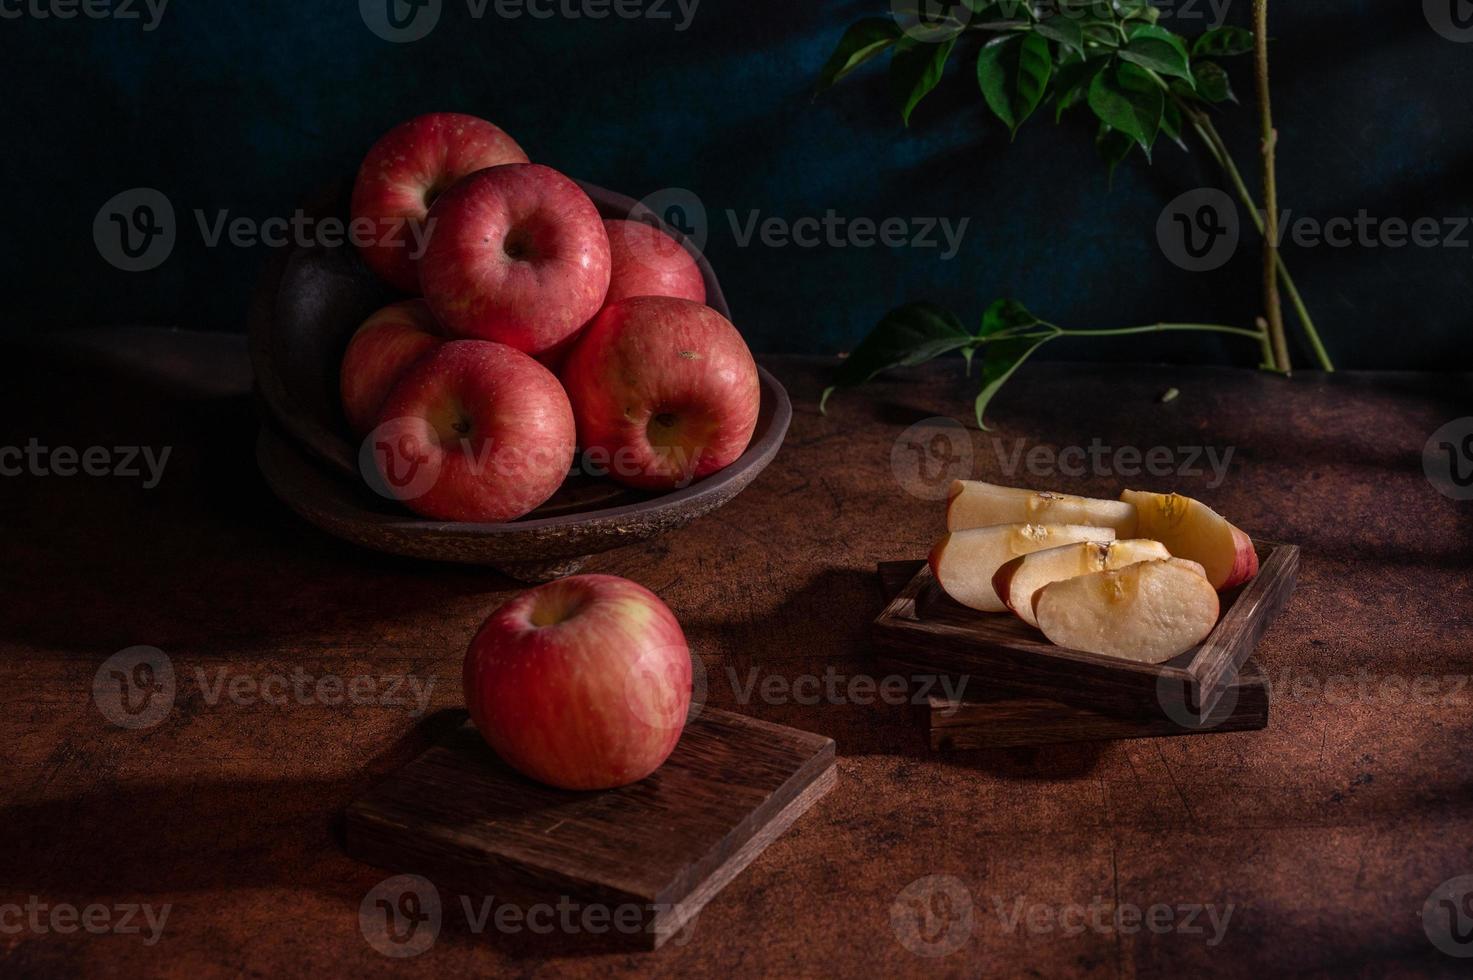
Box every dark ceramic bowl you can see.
[250,181,790,581]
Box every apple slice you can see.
[1036,558,1219,664]
[992,538,1174,628]
[1121,489,1259,590]
[947,480,1137,536]
[929,524,1116,613]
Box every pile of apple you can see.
[339,112,761,522]
[929,481,1260,664]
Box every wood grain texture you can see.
[922,661,1270,750]
[876,561,1271,748]
[345,709,835,949]
[872,541,1296,720]
[4,346,1470,978]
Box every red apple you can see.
[418,164,611,356]
[463,574,692,791]
[368,339,574,522]
[339,299,447,436]
[561,297,760,490]
[601,218,706,306]
[351,113,529,292]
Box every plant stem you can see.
[1002,322,1267,343]
[1059,322,1268,340]
[1252,0,1291,375]
[1185,111,1335,372]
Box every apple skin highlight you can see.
[464,575,693,791]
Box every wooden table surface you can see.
[3,336,1471,978]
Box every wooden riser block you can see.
[345,709,835,950]
[875,561,1276,749]
[922,658,1270,750]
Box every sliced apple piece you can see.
[1036,558,1219,664]
[947,480,1137,536]
[1120,489,1259,590]
[992,538,1174,628]
[929,523,1116,613]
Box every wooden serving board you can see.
[873,543,1295,731]
[345,708,835,950]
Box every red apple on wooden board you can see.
[929,523,1116,613]
[369,340,574,522]
[419,163,611,356]
[463,574,693,791]
[992,538,1173,628]
[601,219,706,306]
[1120,489,1259,590]
[339,299,447,436]
[561,296,760,490]
[351,113,529,292]
[1035,557,1219,664]
[947,480,1137,535]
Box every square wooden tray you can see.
[345,708,835,950]
[873,541,1297,720]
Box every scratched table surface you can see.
[3,331,1471,978]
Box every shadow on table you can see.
[676,564,1115,779]
[0,709,702,959]
[0,345,526,656]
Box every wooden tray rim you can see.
[874,539,1299,714]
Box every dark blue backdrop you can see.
[2,0,1470,368]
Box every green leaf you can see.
[974,332,1057,429]
[965,0,1034,19]
[820,302,973,413]
[1034,16,1085,59]
[1192,26,1254,58]
[1114,0,1159,22]
[1051,56,1105,121]
[980,298,1039,337]
[1095,124,1134,185]
[1193,60,1236,103]
[1119,24,1194,81]
[1082,22,1119,47]
[891,36,957,127]
[976,33,1053,138]
[815,18,903,94]
[1087,60,1163,152]
[1160,99,1187,150]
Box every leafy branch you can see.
[820,299,1267,429]
[815,1,1333,424]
